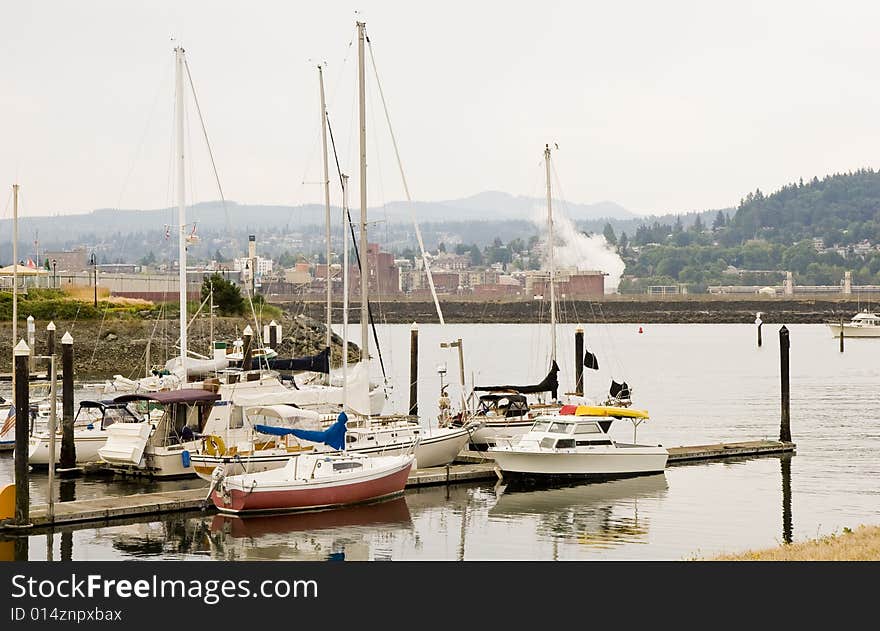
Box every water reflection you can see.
[781,454,793,544]
[489,474,669,550]
[206,497,414,561]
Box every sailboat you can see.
[458,145,567,451]
[191,25,473,478]
[208,411,415,514]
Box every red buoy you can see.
[638,326,643,334]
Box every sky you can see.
[4,0,880,219]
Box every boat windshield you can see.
[531,421,551,432]
[548,421,575,434]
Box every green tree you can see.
[602,223,617,245]
[202,273,245,316]
[468,244,483,266]
[712,210,726,231]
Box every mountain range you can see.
[0,191,637,244]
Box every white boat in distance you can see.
[489,405,668,479]
[827,310,880,337]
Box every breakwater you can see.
[285,296,870,324]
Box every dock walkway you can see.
[4,440,794,531]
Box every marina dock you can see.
[2,439,794,531]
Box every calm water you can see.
[2,323,879,560]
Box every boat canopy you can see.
[266,347,330,374]
[113,390,221,405]
[254,411,348,450]
[474,361,559,398]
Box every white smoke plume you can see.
[532,205,626,293]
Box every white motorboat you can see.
[98,389,221,478]
[827,310,880,337]
[26,399,145,465]
[489,405,668,479]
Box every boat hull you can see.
[212,459,412,514]
[827,324,880,338]
[491,446,668,477]
[191,427,470,481]
[27,431,108,465]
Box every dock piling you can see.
[47,355,57,522]
[574,326,584,396]
[242,324,253,371]
[755,312,763,348]
[839,318,844,353]
[14,339,30,527]
[46,321,56,357]
[60,332,76,469]
[779,325,791,443]
[409,322,418,416]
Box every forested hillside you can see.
[616,169,880,292]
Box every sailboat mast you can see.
[545,144,556,364]
[175,46,188,380]
[357,21,369,362]
[342,174,350,408]
[12,184,19,349]
[319,64,332,352]
[11,184,18,403]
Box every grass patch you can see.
[707,524,880,561]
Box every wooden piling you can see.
[839,318,844,353]
[46,321,56,357]
[242,325,253,371]
[409,322,418,416]
[756,312,763,348]
[779,325,791,443]
[60,332,76,469]
[268,320,278,350]
[574,326,584,396]
[13,339,30,526]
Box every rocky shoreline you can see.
[0,313,359,380]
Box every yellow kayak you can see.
[573,405,649,419]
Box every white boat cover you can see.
[164,355,229,378]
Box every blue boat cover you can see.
[254,412,348,451]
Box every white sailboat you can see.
[192,24,473,478]
[464,145,565,450]
[98,44,223,477]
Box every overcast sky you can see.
[4,1,880,219]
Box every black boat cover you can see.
[474,361,560,399]
[266,347,330,374]
[584,350,599,370]
[610,380,631,400]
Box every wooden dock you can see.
[2,439,794,531]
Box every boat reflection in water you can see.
[208,497,413,561]
[489,474,669,551]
